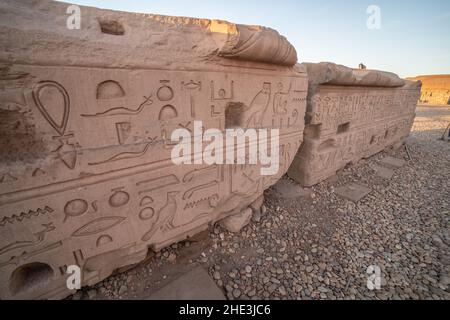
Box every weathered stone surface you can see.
[272,178,311,199]
[334,183,371,203]
[371,164,395,179]
[288,62,421,186]
[147,266,225,300]
[305,62,406,88]
[379,156,406,169]
[220,207,253,233]
[0,1,307,299]
[249,195,264,222]
[249,195,264,213]
[408,75,450,105]
[0,2,298,69]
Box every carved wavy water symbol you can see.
[71,216,126,237]
[81,95,153,118]
[32,81,70,136]
[183,194,219,210]
[0,223,55,255]
[0,206,54,227]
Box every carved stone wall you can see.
[288,62,421,187]
[0,0,307,299]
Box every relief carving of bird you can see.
[141,191,179,242]
[245,82,272,128]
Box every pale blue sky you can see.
[63,0,450,77]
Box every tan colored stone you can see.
[379,156,406,169]
[304,62,406,87]
[0,1,306,299]
[220,207,253,233]
[288,62,421,187]
[334,183,371,203]
[0,1,298,69]
[272,177,311,198]
[249,195,265,213]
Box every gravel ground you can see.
[73,105,450,300]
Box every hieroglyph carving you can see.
[287,63,421,186]
[0,0,306,299]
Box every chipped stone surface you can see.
[334,183,371,203]
[288,62,421,186]
[272,178,312,199]
[220,208,253,233]
[0,0,306,299]
[147,266,225,300]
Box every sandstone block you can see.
[335,183,371,203]
[272,178,311,199]
[379,156,406,169]
[249,195,264,213]
[288,62,421,187]
[220,207,253,233]
[0,1,307,299]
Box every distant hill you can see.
[407,75,450,105]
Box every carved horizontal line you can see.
[0,131,302,206]
[8,63,307,78]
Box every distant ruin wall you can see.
[407,75,450,105]
[288,62,421,187]
[0,0,306,299]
